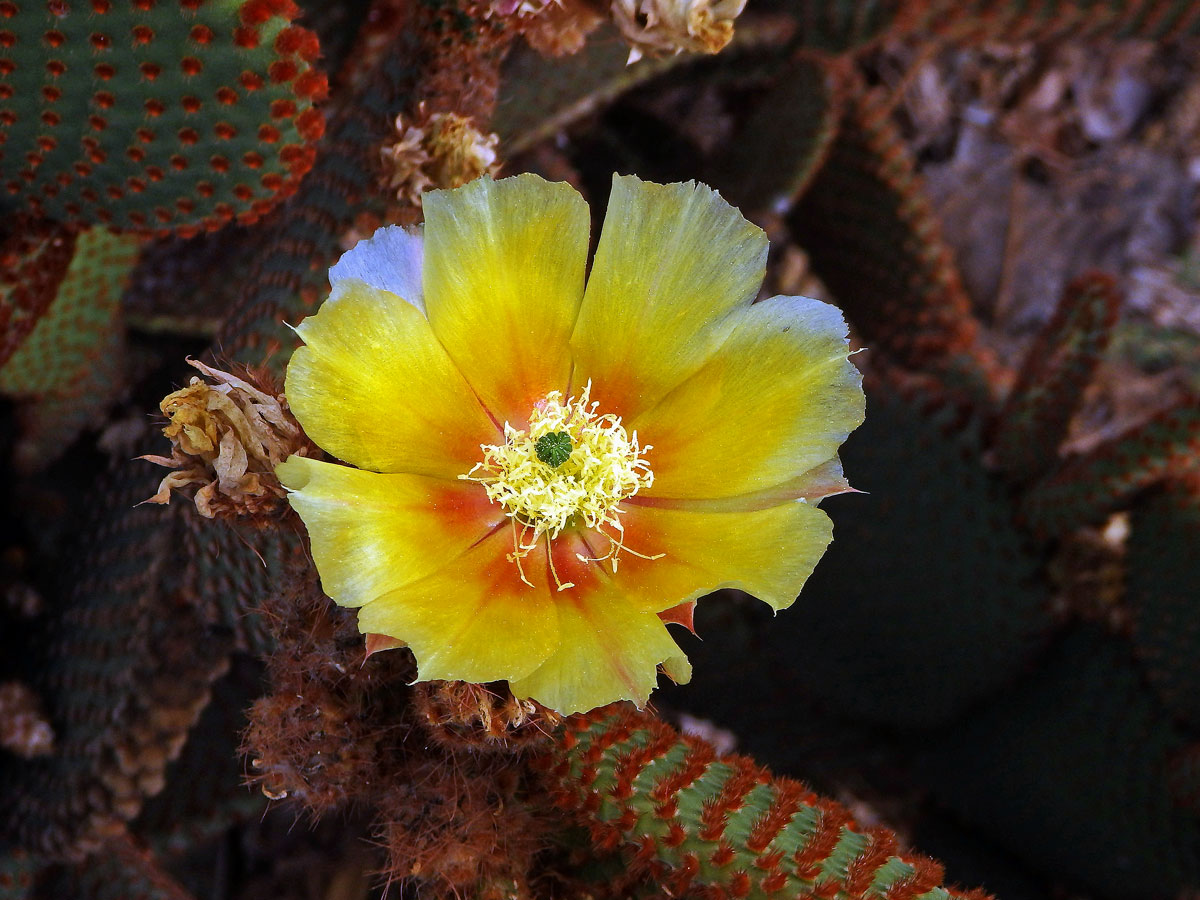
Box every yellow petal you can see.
[422,174,589,427]
[634,294,865,501]
[570,175,768,422]
[509,534,684,713]
[285,279,499,478]
[277,455,504,608]
[612,499,835,612]
[356,528,560,684]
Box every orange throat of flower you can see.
[461,382,660,590]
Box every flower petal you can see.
[570,175,768,421]
[610,499,836,612]
[356,528,560,684]
[286,279,499,478]
[422,174,589,426]
[329,225,425,313]
[509,538,685,713]
[632,294,865,501]
[277,455,504,608]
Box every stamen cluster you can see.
[463,383,653,574]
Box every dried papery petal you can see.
[513,0,604,56]
[611,0,745,62]
[380,106,500,206]
[141,358,317,521]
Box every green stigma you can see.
[535,431,573,468]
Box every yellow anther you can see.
[462,382,654,582]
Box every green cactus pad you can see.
[495,28,686,157]
[541,707,990,900]
[0,848,36,900]
[133,659,266,858]
[787,77,992,397]
[918,627,1200,899]
[39,833,196,900]
[992,272,1121,484]
[712,54,841,215]
[0,228,139,471]
[0,0,327,235]
[0,219,75,370]
[777,383,1053,728]
[787,0,902,54]
[1021,402,1200,538]
[1127,479,1200,729]
[0,228,137,396]
[0,469,229,857]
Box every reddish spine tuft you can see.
[746,781,806,853]
[727,870,751,898]
[760,868,788,894]
[709,841,736,868]
[296,108,324,141]
[885,857,944,900]
[665,853,699,895]
[844,825,898,896]
[652,740,715,803]
[268,59,297,83]
[270,98,296,119]
[239,0,275,25]
[663,822,687,848]
[293,69,328,101]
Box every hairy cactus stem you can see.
[535,706,991,900]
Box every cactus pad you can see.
[0,219,75,369]
[787,80,990,395]
[540,707,991,900]
[714,54,841,215]
[1021,402,1200,538]
[991,272,1120,484]
[1127,478,1200,729]
[779,384,1053,728]
[0,227,139,470]
[0,0,327,235]
[919,628,1200,898]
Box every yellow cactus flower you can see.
[277,173,865,714]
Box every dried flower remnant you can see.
[502,0,604,57]
[380,108,500,206]
[142,358,316,520]
[278,173,864,714]
[611,0,745,62]
[0,681,55,757]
